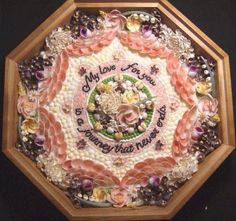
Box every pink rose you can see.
[198,95,218,117]
[105,10,127,29]
[17,95,37,118]
[108,188,129,207]
[116,104,140,126]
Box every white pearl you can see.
[133,13,139,19]
[125,80,132,87]
[145,15,150,21]
[140,104,145,109]
[107,127,114,134]
[127,127,134,134]
[150,17,156,23]
[94,114,100,120]
[141,112,148,119]
[139,14,144,19]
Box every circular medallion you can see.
[73,60,169,155]
[87,74,154,141]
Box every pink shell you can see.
[62,159,120,187]
[38,107,67,162]
[120,157,176,187]
[172,106,198,156]
[65,28,118,57]
[39,51,69,106]
[119,31,196,106]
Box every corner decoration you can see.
[16,9,221,208]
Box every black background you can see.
[0,1,236,221]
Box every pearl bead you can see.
[127,127,134,134]
[107,127,114,134]
[150,17,156,24]
[145,15,150,21]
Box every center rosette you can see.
[87,74,154,141]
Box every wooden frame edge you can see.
[2,1,235,220]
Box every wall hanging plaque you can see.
[3,1,235,220]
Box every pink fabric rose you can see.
[108,188,129,207]
[116,104,140,126]
[198,95,218,117]
[105,10,127,29]
[17,95,37,118]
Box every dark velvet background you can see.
[0,1,236,221]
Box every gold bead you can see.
[87,103,96,112]
[114,132,123,140]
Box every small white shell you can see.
[125,80,132,87]
[133,13,139,19]
[94,114,100,120]
[139,104,145,109]
[114,74,123,82]
[150,17,156,24]
[135,81,144,90]
[139,92,147,100]
[138,122,147,132]
[127,127,134,134]
[95,95,100,101]
[139,14,145,21]
[144,15,150,21]
[107,127,115,134]
[141,112,148,119]
[121,83,127,89]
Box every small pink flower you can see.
[170,102,179,112]
[62,102,72,113]
[108,188,129,207]
[198,95,218,117]
[17,94,37,118]
[116,104,140,126]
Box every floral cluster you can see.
[66,175,178,208]
[87,74,154,141]
[16,83,45,160]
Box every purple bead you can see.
[35,71,45,81]
[34,135,45,146]
[192,127,204,140]
[80,27,91,38]
[162,192,172,201]
[141,25,152,37]
[24,70,31,78]
[81,179,93,192]
[188,66,198,78]
[149,176,160,187]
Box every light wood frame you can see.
[2,0,235,220]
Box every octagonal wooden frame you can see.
[2,0,235,220]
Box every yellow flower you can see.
[87,103,96,112]
[99,10,107,18]
[122,91,140,104]
[196,82,212,95]
[94,122,103,131]
[212,114,220,122]
[93,187,107,202]
[103,84,113,93]
[96,82,113,93]
[126,15,141,32]
[96,82,105,92]
[21,118,39,134]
